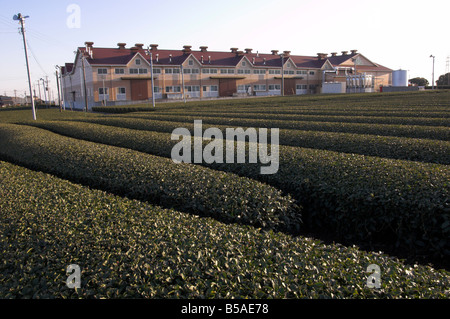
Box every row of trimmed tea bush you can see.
[135,111,450,127]
[117,114,450,141]
[0,124,300,233]
[58,118,450,164]
[20,120,450,264]
[2,160,449,299]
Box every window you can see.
[98,68,108,74]
[254,69,266,75]
[153,68,161,74]
[238,69,251,74]
[136,59,141,65]
[117,87,126,94]
[269,69,281,75]
[296,84,307,90]
[166,86,181,93]
[183,68,192,74]
[309,71,315,75]
[192,68,199,74]
[139,68,148,74]
[297,70,307,75]
[210,85,218,92]
[202,68,217,74]
[253,84,266,91]
[185,86,200,92]
[284,70,295,75]
[188,60,194,66]
[269,84,281,90]
[165,68,173,74]
[99,88,108,95]
[130,68,139,74]
[242,61,246,67]
[173,68,180,74]
[115,68,125,74]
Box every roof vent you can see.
[350,49,358,55]
[135,43,144,49]
[271,50,279,55]
[283,51,291,57]
[230,48,238,53]
[117,43,126,49]
[341,51,348,56]
[317,53,328,60]
[330,52,337,57]
[199,46,208,52]
[183,45,192,54]
[236,50,244,57]
[169,54,172,63]
[245,48,253,54]
[150,44,159,51]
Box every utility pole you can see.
[282,54,285,96]
[146,46,156,108]
[13,13,36,120]
[55,67,61,111]
[79,50,89,112]
[40,78,48,108]
[430,55,435,90]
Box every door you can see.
[219,79,237,97]
[284,79,296,95]
[131,80,149,100]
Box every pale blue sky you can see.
[1,0,449,97]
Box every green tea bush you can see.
[1,161,449,299]
[19,121,450,264]
[0,124,300,233]
[63,118,450,164]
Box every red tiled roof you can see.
[70,45,391,72]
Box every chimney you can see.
[245,48,253,54]
[85,41,94,48]
[341,51,348,56]
[130,46,139,54]
[271,50,279,55]
[350,49,358,55]
[230,47,238,53]
[183,45,192,54]
[317,53,328,60]
[117,43,126,49]
[199,46,208,52]
[283,51,291,57]
[150,44,159,51]
[331,52,337,57]
[135,43,144,49]
[236,50,244,57]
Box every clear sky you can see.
[1,0,449,98]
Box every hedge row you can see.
[21,120,450,265]
[1,160,449,299]
[60,118,450,164]
[136,111,450,127]
[118,114,450,141]
[0,124,300,233]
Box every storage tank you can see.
[392,69,408,87]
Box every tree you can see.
[409,77,429,86]
[436,73,450,86]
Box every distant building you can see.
[0,96,14,107]
[60,42,393,109]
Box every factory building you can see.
[60,42,392,109]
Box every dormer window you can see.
[242,61,246,67]
[188,60,194,66]
[136,59,141,65]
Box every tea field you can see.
[0,90,449,299]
